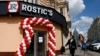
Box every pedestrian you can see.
[79,34,87,56]
[65,35,77,56]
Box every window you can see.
[60,8,63,15]
[92,39,100,43]
[23,0,27,2]
[22,0,36,3]
[28,0,33,3]
[66,1,69,11]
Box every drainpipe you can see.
[61,29,64,46]
[60,27,65,54]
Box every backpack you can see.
[82,43,87,50]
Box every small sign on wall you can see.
[38,36,43,43]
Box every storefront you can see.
[0,1,68,56]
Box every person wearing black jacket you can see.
[65,36,77,56]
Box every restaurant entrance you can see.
[25,31,46,56]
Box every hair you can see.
[70,32,72,36]
[72,35,75,39]
[79,34,85,43]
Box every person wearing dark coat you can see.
[65,36,77,56]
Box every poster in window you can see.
[38,36,43,43]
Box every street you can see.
[57,47,100,56]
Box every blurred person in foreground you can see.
[65,35,77,56]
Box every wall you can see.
[0,16,23,52]
[53,23,62,50]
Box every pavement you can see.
[57,47,89,56]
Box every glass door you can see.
[25,31,46,56]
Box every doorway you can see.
[25,31,46,56]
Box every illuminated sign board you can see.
[20,2,53,17]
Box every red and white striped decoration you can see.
[15,17,56,56]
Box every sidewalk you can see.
[57,47,84,56]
